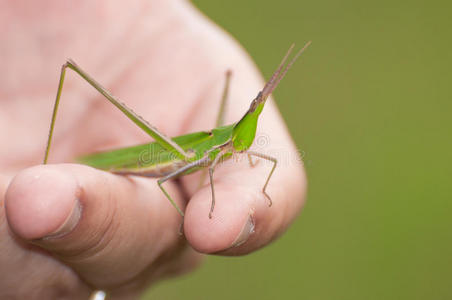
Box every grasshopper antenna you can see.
[261,41,312,100]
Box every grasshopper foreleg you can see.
[247,153,259,168]
[245,151,277,207]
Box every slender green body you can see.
[77,125,234,177]
[44,42,311,218]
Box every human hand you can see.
[1,0,306,299]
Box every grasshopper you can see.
[43,42,310,219]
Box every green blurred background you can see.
[146,0,452,299]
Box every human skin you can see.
[0,0,307,299]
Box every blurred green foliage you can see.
[145,0,452,299]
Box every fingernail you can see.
[43,199,82,240]
[231,214,255,247]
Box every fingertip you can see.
[184,184,255,254]
[5,165,79,240]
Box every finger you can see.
[184,99,306,255]
[1,173,93,299]
[184,142,306,255]
[180,38,307,254]
[4,164,198,289]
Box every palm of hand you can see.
[0,1,306,299]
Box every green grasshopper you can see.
[43,42,310,219]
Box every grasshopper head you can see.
[231,42,311,152]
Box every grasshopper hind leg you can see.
[215,69,232,128]
[155,156,211,222]
[198,70,232,188]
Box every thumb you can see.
[4,164,189,289]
